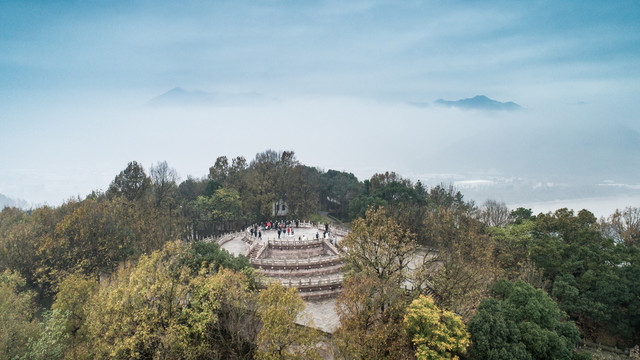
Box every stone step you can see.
[299,288,343,300]
[261,275,343,292]
[250,255,343,270]
[247,244,263,259]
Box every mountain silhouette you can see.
[435,95,522,111]
[0,193,29,209]
[147,87,270,107]
[147,87,213,106]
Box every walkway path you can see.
[302,298,340,333]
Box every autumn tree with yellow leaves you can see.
[404,295,469,360]
[334,207,416,359]
[255,282,320,360]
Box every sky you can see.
[1,0,640,210]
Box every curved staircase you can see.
[249,238,344,299]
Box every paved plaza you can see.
[221,226,334,256]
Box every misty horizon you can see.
[2,1,639,214]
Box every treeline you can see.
[0,150,438,304]
[1,149,640,359]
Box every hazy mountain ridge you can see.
[147,87,268,107]
[148,87,211,106]
[0,193,30,209]
[435,95,522,111]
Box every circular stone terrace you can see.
[207,221,348,333]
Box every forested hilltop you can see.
[1,149,639,359]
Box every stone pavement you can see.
[219,236,249,257]
[303,298,340,333]
[220,226,333,254]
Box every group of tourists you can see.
[314,223,338,245]
[247,219,339,245]
[248,219,302,240]
[249,225,262,239]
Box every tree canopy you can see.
[2,150,640,358]
[469,280,580,360]
[405,295,470,360]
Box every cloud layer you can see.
[1,0,640,205]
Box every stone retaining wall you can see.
[261,274,343,290]
[263,247,326,259]
[258,264,344,278]
[267,238,325,248]
[251,255,342,269]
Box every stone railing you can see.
[261,274,343,289]
[251,255,342,268]
[219,231,245,246]
[298,221,313,228]
[316,224,349,237]
[247,221,313,230]
[334,226,349,237]
[201,231,245,247]
[267,238,324,247]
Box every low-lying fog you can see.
[2,94,639,217]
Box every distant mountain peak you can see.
[435,95,522,111]
[147,87,269,107]
[147,87,213,106]
[0,193,30,209]
[165,86,186,94]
